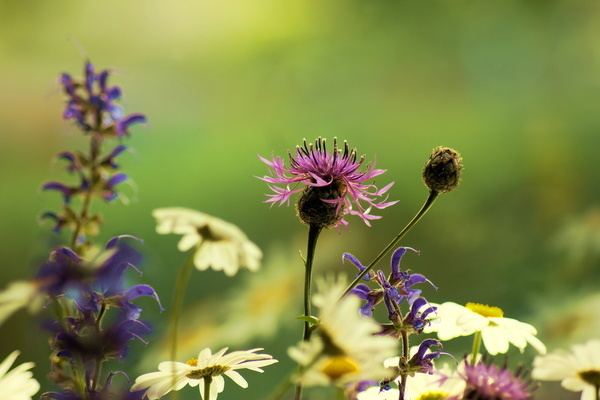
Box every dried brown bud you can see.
[296,178,346,229]
[422,147,462,194]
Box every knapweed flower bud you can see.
[296,178,346,228]
[422,146,462,194]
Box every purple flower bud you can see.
[115,113,147,137]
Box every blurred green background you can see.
[1,0,600,399]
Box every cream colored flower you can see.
[152,207,262,276]
[0,350,40,400]
[424,301,546,355]
[0,281,41,327]
[356,362,464,400]
[533,339,600,400]
[131,347,278,400]
[356,386,400,400]
[288,276,398,386]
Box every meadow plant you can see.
[0,58,595,400]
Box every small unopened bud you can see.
[296,178,346,229]
[422,147,462,194]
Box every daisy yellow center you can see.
[466,302,504,318]
[185,358,230,380]
[320,355,360,381]
[579,370,600,387]
[415,392,450,400]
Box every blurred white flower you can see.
[0,350,40,400]
[152,207,262,276]
[131,347,277,400]
[356,386,400,400]
[356,361,464,400]
[533,339,600,400]
[424,301,546,355]
[288,276,397,386]
[0,281,41,327]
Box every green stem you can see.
[91,358,102,392]
[70,132,101,254]
[294,224,322,400]
[169,251,197,361]
[334,386,345,400]
[90,303,107,391]
[203,376,213,400]
[168,250,197,400]
[399,329,409,400]
[268,373,294,400]
[342,190,439,297]
[470,330,482,365]
[302,224,322,342]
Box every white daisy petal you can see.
[533,339,600,399]
[131,346,277,399]
[289,275,397,387]
[224,370,249,388]
[426,302,545,356]
[0,351,39,400]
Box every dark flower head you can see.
[422,146,463,194]
[458,361,534,400]
[259,137,397,228]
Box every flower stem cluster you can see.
[43,61,146,255]
[34,61,158,400]
[343,247,441,398]
[38,237,162,400]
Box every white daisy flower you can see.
[423,301,546,355]
[288,276,398,386]
[0,350,40,400]
[356,362,464,400]
[356,386,400,400]
[0,281,40,327]
[532,339,600,400]
[131,347,278,400]
[152,207,262,276]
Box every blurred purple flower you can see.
[453,361,534,400]
[59,61,146,137]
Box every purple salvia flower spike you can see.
[84,62,95,93]
[124,284,164,311]
[342,252,371,280]
[116,113,147,136]
[105,235,143,250]
[390,246,419,281]
[350,284,377,316]
[98,70,110,92]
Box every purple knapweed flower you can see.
[453,361,535,400]
[259,137,397,228]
